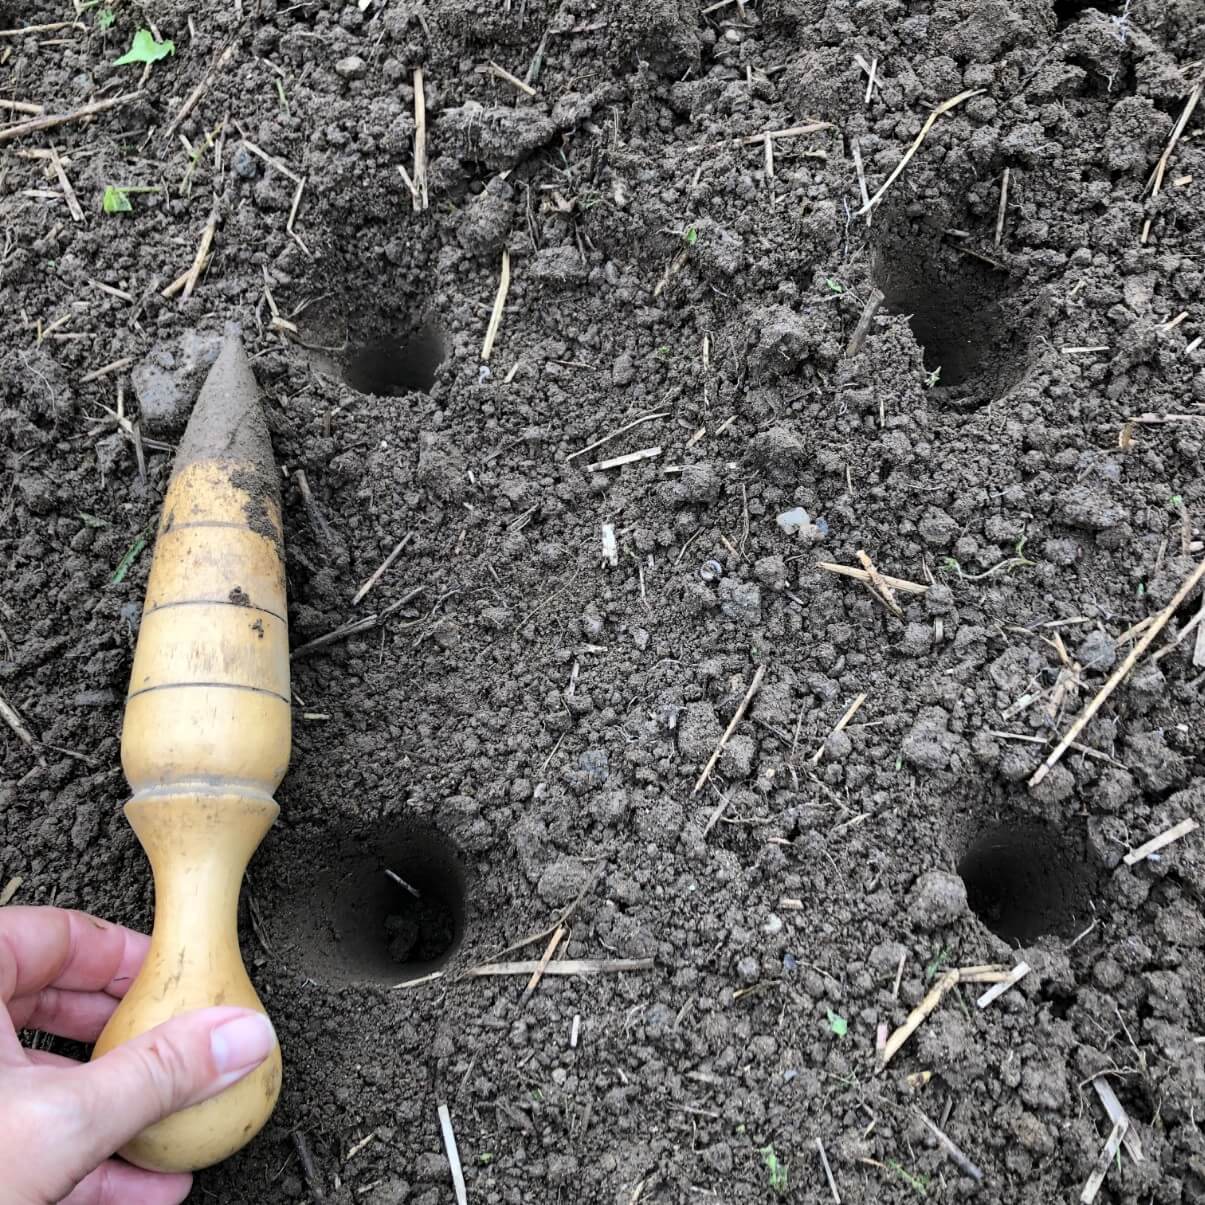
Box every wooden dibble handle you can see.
[91,338,290,1173]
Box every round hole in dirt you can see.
[872,222,1031,401]
[273,821,468,985]
[957,821,1097,944]
[342,319,446,397]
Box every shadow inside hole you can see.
[957,821,1098,944]
[872,230,1030,400]
[342,320,446,397]
[271,821,468,985]
[1052,0,1120,25]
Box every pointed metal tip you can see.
[174,334,276,488]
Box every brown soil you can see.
[3,1,1205,1202]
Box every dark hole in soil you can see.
[957,821,1096,944]
[1052,0,1120,26]
[873,228,1030,400]
[272,821,467,985]
[342,320,446,397]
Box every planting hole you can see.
[269,820,468,985]
[957,821,1097,944]
[342,320,446,397]
[873,225,1030,401]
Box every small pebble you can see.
[699,559,723,582]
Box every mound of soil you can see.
[3,0,1205,1201]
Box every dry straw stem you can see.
[916,1109,984,1182]
[1081,1119,1128,1204]
[810,691,866,765]
[1029,557,1205,787]
[1123,817,1198,866]
[856,89,984,216]
[0,20,83,35]
[182,207,218,300]
[464,957,654,978]
[566,411,668,462]
[856,549,902,615]
[1143,82,1201,227]
[520,924,567,1003]
[0,90,144,144]
[816,1137,841,1202]
[975,960,1029,1008]
[488,59,536,97]
[881,968,959,1065]
[437,1104,468,1205]
[412,67,428,211]
[481,249,510,362]
[1091,1077,1144,1163]
[586,445,662,473]
[693,664,766,794]
[164,43,235,139]
[351,532,413,606]
[817,561,928,594]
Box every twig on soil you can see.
[481,866,604,968]
[693,664,766,794]
[412,67,429,212]
[164,43,235,139]
[0,877,23,907]
[586,445,662,473]
[396,162,419,203]
[0,20,82,35]
[161,257,210,300]
[1122,817,1198,866]
[465,957,654,978]
[437,1104,468,1205]
[856,89,984,217]
[0,99,44,115]
[916,1109,983,1182]
[976,961,1030,1009]
[0,90,145,145]
[570,1014,581,1048]
[845,288,883,356]
[1092,1077,1144,1163]
[488,59,536,97]
[995,167,1010,246]
[520,924,567,1004]
[352,532,413,606]
[856,549,902,616]
[817,561,928,594]
[882,968,959,1065]
[47,148,83,222]
[181,205,218,301]
[290,586,425,658]
[0,688,45,766]
[810,692,866,765]
[816,1137,841,1202]
[1142,81,1201,244]
[291,1132,324,1201]
[702,790,733,837]
[481,249,511,362]
[724,121,834,147]
[1029,557,1205,787]
[235,137,309,255]
[1081,1119,1128,1204]
[566,411,669,462]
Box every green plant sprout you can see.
[759,1145,788,1197]
[97,7,115,30]
[114,28,174,67]
[826,1009,848,1037]
[683,225,699,246]
[924,366,942,388]
[101,184,158,214]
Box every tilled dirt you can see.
[3,1,1205,1202]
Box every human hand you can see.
[0,906,277,1205]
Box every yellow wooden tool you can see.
[91,336,289,1172]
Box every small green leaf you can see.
[825,277,844,293]
[112,523,153,584]
[97,7,115,29]
[78,512,109,528]
[826,1009,848,1037]
[102,185,132,214]
[114,28,174,66]
[683,225,698,246]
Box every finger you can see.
[11,986,120,1042]
[56,1005,277,1173]
[0,907,148,1003]
[27,1047,80,1068]
[60,1159,192,1205]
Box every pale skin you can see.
[0,907,277,1205]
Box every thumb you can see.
[60,1006,277,1172]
